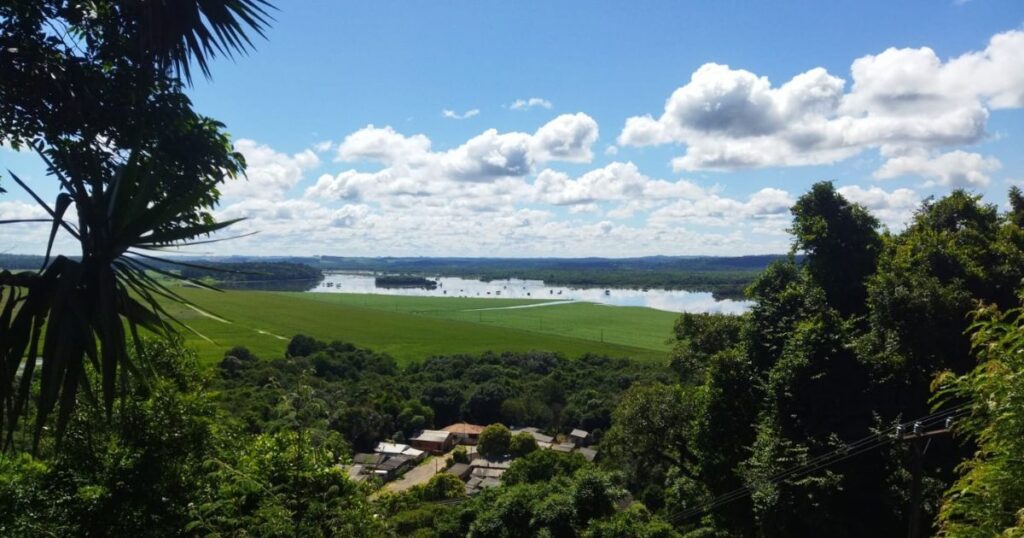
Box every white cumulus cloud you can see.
[837,185,920,228]
[222,140,320,200]
[312,113,600,202]
[619,30,1024,175]
[874,150,1001,187]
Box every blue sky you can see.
[3,0,1024,256]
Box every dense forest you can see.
[2,1,1023,536]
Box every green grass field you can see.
[165,288,678,365]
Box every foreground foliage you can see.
[934,306,1024,537]
[599,183,1024,537]
[0,340,383,537]
[0,0,270,449]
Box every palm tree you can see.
[0,0,273,452]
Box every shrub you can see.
[477,424,512,459]
[509,432,538,458]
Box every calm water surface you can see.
[307,272,751,315]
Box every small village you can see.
[347,423,597,495]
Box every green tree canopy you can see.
[477,423,512,460]
[789,181,881,317]
[933,305,1024,537]
[510,431,539,458]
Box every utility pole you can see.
[907,435,924,538]
[900,418,952,538]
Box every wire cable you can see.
[666,404,970,524]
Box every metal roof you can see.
[410,429,453,443]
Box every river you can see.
[306,272,751,315]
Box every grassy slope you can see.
[167,289,673,365]
[281,292,678,353]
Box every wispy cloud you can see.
[510,97,553,111]
[442,108,480,120]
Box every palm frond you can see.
[0,146,241,452]
[127,0,276,83]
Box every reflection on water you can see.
[308,273,751,315]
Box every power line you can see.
[666,405,969,524]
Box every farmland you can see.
[165,288,678,365]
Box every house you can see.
[353,453,386,466]
[470,458,512,470]
[479,477,502,489]
[374,442,426,462]
[569,429,591,446]
[346,464,366,482]
[377,454,413,479]
[576,447,598,462]
[409,429,456,454]
[447,463,472,480]
[471,467,505,480]
[465,475,503,495]
[512,427,554,445]
[374,442,407,455]
[442,422,486,445]
[551,442,576,453]
[352,452,417,480]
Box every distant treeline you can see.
[505,270,758,298]
[318,254,788,272]
[0,254,57,270]
[180,262,323,283]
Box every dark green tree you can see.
[602,383,695,492]
[1008,186,1024,228]
[510,431,539,458]
[478,423,512,460]
[465,383,514,424]
[742,288,891,537]
[744,259,807,375]
[789,181,881,317]
[421,383,465,426]
[687,348,759,535]
[864,190,1023,416]
[669,312,744,383]
[503,450,588,486]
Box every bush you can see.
[287,334,325,357]
[418,473,466,502]
[477,424,512,459]
[449,446,470,465]
[509,432,538,458]
[503,450,587,485]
